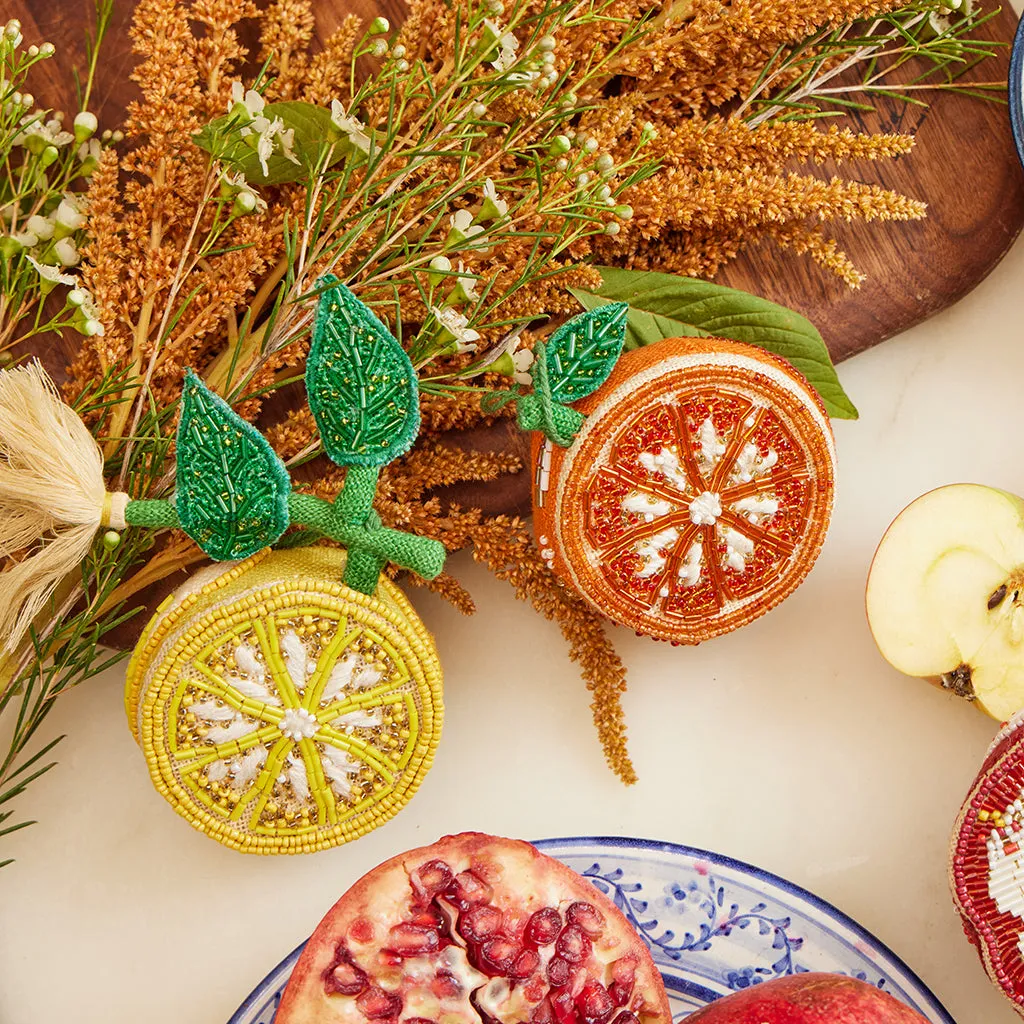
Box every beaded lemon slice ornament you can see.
[489,315,836,645]
[0,277,446,854]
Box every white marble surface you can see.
[5,212,1024,1024]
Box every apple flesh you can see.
[684,974,929,1023]
[865,483,1024,722]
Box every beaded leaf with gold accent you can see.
[307,276,419,468]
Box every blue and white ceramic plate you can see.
[228,835,954,1024]
[1010,11,1024,169]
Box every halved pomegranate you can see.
[276,833,671,1024]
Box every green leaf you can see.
[544,302,628,405]
[307,276,420,467]
[570,268,857,420]
[194,101,361,186]
[175,369,291,560]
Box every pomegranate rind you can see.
[682,972,928,1022]
[950,712,1024,1017]
[276,832,672,1024]
[532,337,836,645]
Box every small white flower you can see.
[330,100,371,154]
[446,208,485,248]
[76,138,102,173]
[451,261,479,304]
[54,236,80,266]
[479,177,508,221]
[73,110,97,143]
[55,197,86,233]
[229,81,265,120]
[26,255,75,287]
[512,345,535,385]
[25,214,53,240]
[432,305,481,353]
[483,20,520,72]
[13,114,73,151]
[242,115,300,176]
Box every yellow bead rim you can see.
[125,551,443,855]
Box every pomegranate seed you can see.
[407,904,445,931]
[478,935,519,974]
[356,986,403,1018]
[348,917,375,944]
[458,904,503,943]
[555,925,591,964]
[445,870,493,909]
[510,948,540,979]
[385,922,440,957]
[525,907,562,946]
[566,902,605,937]
[524,977,546,1003]
[577,982,616,1024]
[610,1013,640,1024]
[546,957,572,988]
[412,859,453,900]
[531,998,554,1024]
[551,989,576,1024]
[431,971,462,999]
[609,958,636,1005]
[324,957,368,996]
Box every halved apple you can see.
[866,483,1024,721]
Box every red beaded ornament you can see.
[951,712,1024,1015]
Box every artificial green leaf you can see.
[194,101,363,186]
[307,276,419,467]
[544,302,628,405]
[175,369,291,560]
[570,268,857,420]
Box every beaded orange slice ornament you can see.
[515,333,835,644]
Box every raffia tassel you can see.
[0,361,128,654]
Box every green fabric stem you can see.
[287,491,445,594]
[516,393,585,448]
[123,486,445,597]
[514,340,586,448]
[125,499,180,528]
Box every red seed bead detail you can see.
[510,948,541,979]
[385,922,441,957]
[547,957,572,988]
[478,936,520,975]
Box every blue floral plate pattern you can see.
[228,836,954,1024]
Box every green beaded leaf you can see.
[175,370,291,561]
[307,275,419,467]
[544,302,628,405]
